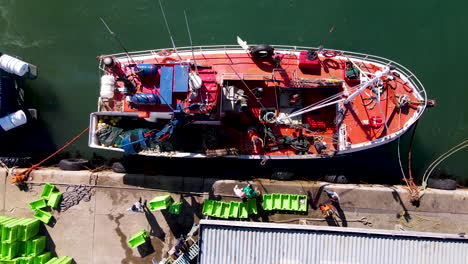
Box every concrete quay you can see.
[1,167,467,263]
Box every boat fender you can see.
[58,158,89,171]
[0,54,29,76]
[369,115,383,128]
[250,44,275,58]
[103,56,115,67]
[100,75,115,99]
[322,50,337,58]
[188,72,202,90]
[0,110,28,132]
[157,49,172,57]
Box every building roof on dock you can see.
[198,220,468,264]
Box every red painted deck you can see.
[97,48,423,157]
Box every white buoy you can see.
[0,110,27,132]
[100,75,115,99]
[0,54,29,76]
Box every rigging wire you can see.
[157,0,182,61]
[421,139,468,189]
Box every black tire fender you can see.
[250,44,275,58]
[271,171,294,180]
[112,162,127,173]
[58,158,89,171]
[323,174,350,184]
[427,178,457,190]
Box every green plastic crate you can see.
[46,193,61,209]
[33,252,51,264]
[0,259,19,264]
[219,202,230,219]
[28,200,47,212]
[212,201,223,217]
[2,219,21,242]
[247,199,257,215]
[148,195,173,211]
[17,256,34,264]
[228,201,240,218]
[33,211,52,225]
[1,240,19,259]
[44,256,72,264]
[40,184,55,200]
[127,230,149,248]
[168,202,182,215]
[298,195,308,211]
[19,220,40,242]
[272,193,281,210]
[42,258,57,264]
[262,194,273,210]
[202,200,214,216]
[25,236,45,257]
[290,195,300,211]
[238,202,248,218]
[0,218,14,238]
[281,194,291,210]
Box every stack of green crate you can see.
[0,216,73,264]
[202,199,257,219]
[29,184,62,224]
[0,216,49,264]
[262,193,308,212]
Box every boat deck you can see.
[94,46,425,157]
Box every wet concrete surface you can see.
[1,168,468,263]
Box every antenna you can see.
[157,0,182,61]
[183,10,198,74]
[99,17,136,65]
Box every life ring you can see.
[161,57,176,64]
[157,49,172,57]
[369,115,383,128]
[323,50,337,58]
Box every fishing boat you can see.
[88,35,430,160]
[0,53,38,133]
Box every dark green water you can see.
[0,0,466,183]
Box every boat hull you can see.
[89,44,427,160]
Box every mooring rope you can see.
[11,127,90,184]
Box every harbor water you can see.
[0,0,466,183]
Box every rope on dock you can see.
[11,127,89,184]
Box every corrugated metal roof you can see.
[198,220,468,264]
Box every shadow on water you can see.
[115,140,410,186]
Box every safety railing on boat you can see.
[100,44,427,118]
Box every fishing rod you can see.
[99,17,137,65]
[157,0,182,61]
[183,10,199,74]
